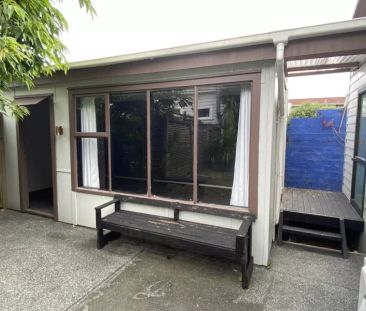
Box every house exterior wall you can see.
[3,60,276,266]
[343,63,366,199]
[271,82,288,239]
[254,65,277,262]
[342,63,366,252]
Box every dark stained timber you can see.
[95,196,254,289]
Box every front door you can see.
[351,91,366,215]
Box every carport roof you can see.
[286,54,366,77]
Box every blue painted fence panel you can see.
[285,109,346,192]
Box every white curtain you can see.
[230,86,251,207]
[80,97,100,188]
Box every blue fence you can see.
[285,109,346,192]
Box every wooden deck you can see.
[281,188,364,232]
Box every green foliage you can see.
[0,0,95,120]
[288,103,337,124]
[207,95,240,168]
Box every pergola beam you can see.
[287,68,351,77]
[285,31,366,61]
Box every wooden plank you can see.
[282,225,342,241]
[115,194,253,220]
[292,189,304,213]
[323,191,342,218]
[334,192,359,220]
[313,190,327,216]
[306,190,318,215]
[280,188,291,211]
[285,189,294,211]
[301,189,310,214]
[102,210,241,250]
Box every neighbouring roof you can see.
[289,97,346,106]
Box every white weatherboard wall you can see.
[343,64,366,199]
[343,63,366,252]
[251,65,277,265]
[3,60,277,266]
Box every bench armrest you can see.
[95,199,121,229]
[95,198,121,211]
[236,217,252,238]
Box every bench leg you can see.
[97,229,121,249]
[339,219,349,259]
[241,234,254,289]
[97,228,106,249]
[241,255,254,289]
[277,210,284,246]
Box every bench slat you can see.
[102,210,238,251]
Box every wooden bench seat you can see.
[95,195,254,289]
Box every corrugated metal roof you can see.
[287,54,366,69]
[286,54,366,76]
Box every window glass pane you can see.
[76,96,105,132]
[76,138,109,190]
[110,92,147,194]
[197,85,242,205]
[198,108,210,118]
[151,88,194,200]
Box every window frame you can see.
[197,106,213,120]
[69,73,260,216]
[351,91,366,215]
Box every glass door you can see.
[351,92,366,215]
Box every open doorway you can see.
[17,96,57,219]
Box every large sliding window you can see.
[151,89,194,200]
[110,92,147,194]
[72,80,252,208]
[197,85,250,206]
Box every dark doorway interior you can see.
[21,98,54,217]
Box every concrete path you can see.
[0,210,363,311]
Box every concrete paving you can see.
[0,210,363,311]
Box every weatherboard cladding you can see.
[343,63,366,199]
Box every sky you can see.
[57,0,358,99]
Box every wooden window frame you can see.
[69,73,260,216]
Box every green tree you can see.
[0,0,95,119]
[288,102,337,124]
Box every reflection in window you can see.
[151,89,194,200]
[197,85,248,205]
[76,96,105,132]
[198,107,211,119]
[110,92,147,194]
[77,138,109,190]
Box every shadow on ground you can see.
[0,210,362,311]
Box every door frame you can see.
[351,90,366,216]
[16,95,58,220]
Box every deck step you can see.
[282,225,342,241]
